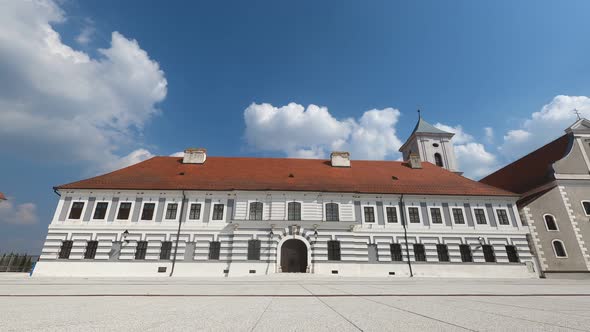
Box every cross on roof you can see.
[574,108,582,120]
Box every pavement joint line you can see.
[457,297,590,319]
[249,297,273,332]
[2,293,590,297]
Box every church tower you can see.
[399,113,460,173]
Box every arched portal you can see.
[280,239,308,273]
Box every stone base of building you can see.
[543,271,590,279]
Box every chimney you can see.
[409,153,422,169]
[330,151,351,167]
[183,148,207,164]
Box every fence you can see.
[0,254,39,273]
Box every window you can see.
[117,202,132,220]
[452,208,465,224]
[386,207,398,223]
[141,203,156,221]
[93,202,108,220]
[408,207,421,223]
[84,241,98,259]
[482,244,496,262]
[247,239,261,260]
[209,241,221,260]
[68,202,84,220]
[474,208,487,225]
[135,241,147,260]
[189,203,201,220]
[390,243,403,261]
[212,204,224,220]
[249,202,263,220]
[160,241,172,260]
[506,245,520,262]
[552,240,567,258]
[544,214,558,231]
[434,153,443,167]
[327,240,341,261]
[496,209,510,225]
[436,244,449,262]
[459,244,472,262]
[58,240,73,259]
[325,203,339,221]
[413,244,426,261]
[165,203,178,220]
[582,201,590,215]
[364,206,375,223]
[430,208,443,224]
[288,202,301,221]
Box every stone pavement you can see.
[0,274,589,331]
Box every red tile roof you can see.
[56,156,515,197]
[0,192,5,200]
[480,134,571,194]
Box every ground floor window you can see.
[160,241,172,260]
[482,244,496,262]
[209,241,221,260]
[135,241,147,260]
[248,239,261,260]
[460,244,472,262]
[327,240,341,261]
[58,240,73,259]
[84,241,98,259]
[413,244,426,262]
[436,244,449,262]
[505,245,520,262]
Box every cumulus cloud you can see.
[0,0,167,172]
[0,198,38,225]
[484,127,494,144]
[75,19,95,45]
[244,102,402,160]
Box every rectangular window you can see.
[84,241,98,259]
[390,243,403,261]
[212,204,224,220]
[160,241,172,260]
[436,244,449,262]
[189,203,201,220]
[117,202,132,220]
[58,240,73,259]
[364,206,375,223]
[496,209,510,225]
[386,207,398,223]
[482,244,496,262]
[459,244,473,262]
[325,203,339,221]
[408,207,421,223]
[288,202,301,221]
[141,203,156,220]
[452,208,465,224]
[209,241,221,260]
[430,208,443,224]
[165,203,178,220]
[474,208,487,224]
[68,202,84,220]
[583,201,590,215]
[135,241,147,260]
[249,202,263,220]
[413,244,426,261]
[327,240,341,261]
[506,245,519,263]
[93,202,108,220]
[247,239,261,260]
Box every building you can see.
[34,116,537,278]
[0,192,5,202]
[481,118,590,279]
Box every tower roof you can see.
[411,116,452,136]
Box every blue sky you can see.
[1,0,590,253]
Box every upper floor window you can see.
[247,239,261,260]
[58,240,73,259]
[93,202,108,220]
[141,203,156,221]
[390,243,403,261]
[552,240,567,258]
[160,241,172,260]
[68,202,84,220]
[327,240,341,261]
[212,204,225,220]
[165,203,178,220]
[408,207,421,223]
[117,202,132,220]
[434,153,443,167]
[582,201,590,215]
[506,245,520,262]
[386,207,398,223]
[84,241,98,259]
[436,244,449,262]
[135,241,147,260]
[249,202,263,220]
[496,209,510,225]
[452,208,465,224]
[288,202,301,221]
[430,207,443,224]
[189,203,201,220]
[325,203,339,221]
[544,214,558,231]
[482,244,496,262]
[459,244,472,262]
[474,208,487,225]
[413,244,426,262]
[363,206,375,223]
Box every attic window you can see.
[288,173,294,178]
[391,176,398,181]
[178,172,185,176]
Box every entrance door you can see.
[280,239,308,273]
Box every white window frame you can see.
[115,200,135,222]
[405,205,423,225]
[186,200,204,222]
[91,201,111,221]
[427,205,445,226]
[67,200,88,221]
[209,199,228,222]
[580,200,590,216]
[493,207,512,227]
[361,203,378,224]
[163,201,181,222]
[324,201,341,222]
[139,200,159,222]
[471,206,489,226]
[543,213,559,232]
[247,200,265,221]
[285,200,303,221]
[450,205,467,226]
[551,239,568,258]
[382,204,401,224]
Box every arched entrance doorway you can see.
[280,239,308,273]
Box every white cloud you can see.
[170,151,185,157]
[484,127,494,143]
[99,149,154,173]
[75,19,95,45]
[0,0,167,172]
[244,103,402,160]
[0,198,38,225]
[434,123,473,145]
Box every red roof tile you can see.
[56,156,515,197]
[0,192,5,200]
[480,134,571,194]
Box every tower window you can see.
[544,214,558,231]
[434,153,443,167]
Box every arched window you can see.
[552,240,567,258]
[288,202,301,221]
[325,203,339,221]
[544,214,558,231]
[434,153,443,167]
[249,202,263,220]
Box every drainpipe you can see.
[399,194,413,277]
[169,190,186,277]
